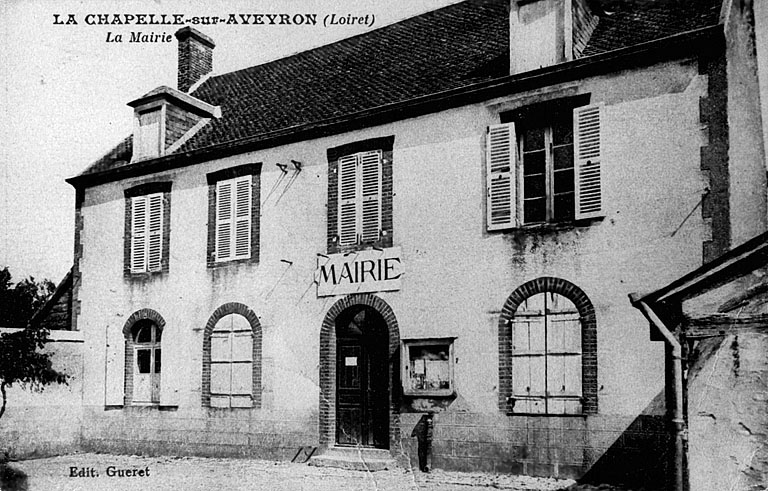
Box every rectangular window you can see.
[130,193,163,273]
[215,175,253,262]
[135,109,161,160]
[487,103,604,230]
[338,150,382,247]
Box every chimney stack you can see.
[175,27,215,93]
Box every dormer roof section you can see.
[128,85,220,119]
[128,86,220,163]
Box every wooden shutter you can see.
[360,151,382,243]
[573,104,604,219]
[147,193,163,271]
[130,196,148,272]
[234,176,252,259]
[487,123,517,230]
[338,155,359,246]
[104,326,125,405]
[216,181,234,261]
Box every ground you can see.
[0,453,633,491]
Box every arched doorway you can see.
[335,306,389,448]
[319,293,400,451]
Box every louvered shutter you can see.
[147,193,163,271]
[216,180,233,261]
[338,155,359,246]
[360,151,382,243]
[573,104,604,219]
[487,123,517,230]
[234,176,252,259]
[131,196,148,272]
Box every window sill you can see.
[503,216,605,234]
[123,270,167,281]
[505,412,587,418]
[207,256,258,269]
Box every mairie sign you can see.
[315,247,403,297]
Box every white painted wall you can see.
[76,58,710,427]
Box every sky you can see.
[0,0,462,284]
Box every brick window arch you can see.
[202,303,262,408]
[122,308,166,405]
[498,277,597,415]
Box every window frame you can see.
[327,136,394,254]
[509,292,583,415]
[488,97,604,231]
[202,303,262,409]
[209,313,255,408]
[123,182,172,278]
[498,277,598,416]
[206,164,261,268]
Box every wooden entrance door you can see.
[336,307,388,448]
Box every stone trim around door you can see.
[319,293,401,451]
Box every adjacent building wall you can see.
[0,329,83,459]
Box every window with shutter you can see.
[337,150,382,247]
[130,193,164,273]
[510,291,583,415]
[215,175,252,262]
[209,313,254,408]
[489,102,604,229]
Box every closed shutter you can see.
[130,196,147,273]
[338,155,358,246]
[487,123,517,230]
[510,315,546,414]
[546,312,582,414]
[573,104,604,219]
[233,176,252,259]
[216,180,233,261]
[104,326,125,405]
[147,194,163,271]
[360,151,382,242]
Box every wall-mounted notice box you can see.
[402,338,455,397]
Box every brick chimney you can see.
[175,27,215,93]
[509,0,598,75]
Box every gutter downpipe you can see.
[629,293,686,491]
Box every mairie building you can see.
[5,1,768,489]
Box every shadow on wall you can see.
[580,391,672,491]
[0,462,29,491]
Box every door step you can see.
[308,447,396,472]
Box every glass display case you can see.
[401,338,455,397]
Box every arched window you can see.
[510,292,581,414]
[131,319,162,404]
[210,314,253,408]
[499,277,597,415]
[202,303,262,409]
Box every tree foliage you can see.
[0,267,55,329]
[0,267,67,420]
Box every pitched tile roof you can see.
[76,0,721,179]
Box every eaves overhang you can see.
[66,24,724,190]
